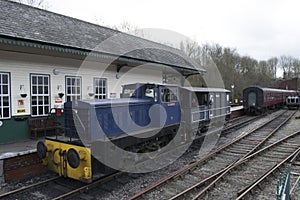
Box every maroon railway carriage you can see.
[243,86,297,114]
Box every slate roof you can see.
[0,0,204,73]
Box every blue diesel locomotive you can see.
[37,83,230,182]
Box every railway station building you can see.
[275,77,300,91]
[0,0,204,143]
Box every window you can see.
[66,76,81,102]
[161,87,178,102]
[31,74,50,116]
[0,72,10,119]
[121,85,137,98]
[143,85,157,102]
[94,78,107,99]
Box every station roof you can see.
[182,87,230,93]
[0,0,205,75]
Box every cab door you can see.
[159,86,180,126]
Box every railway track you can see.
[235,145,300,200]
[0,171,124,200]
[1,111,292,199]
[0,176,62,199]
[222,115,261,132]
[198,130,300,199]
[0,176,88,199]
[226,115,248,124]
[126,110,296,200]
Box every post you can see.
[231,84,235,105]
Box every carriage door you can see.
[248,92,256,107]
[213,93,221,117]
[209,93,215,118]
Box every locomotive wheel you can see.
[67,148,80,168]
[51,148,60,166]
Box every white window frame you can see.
[94,78,107,99]
[161,87,178,103]
[0,72,10,119]
[66,76,82,102]
[30,74,50,117]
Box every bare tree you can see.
[113,21,145,38]
[12,0,48,9]
[180,40,201,62]
[292,58,300,78]
[279,55,293,78]
[267,57,278,79]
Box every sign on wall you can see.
[17,99,26,113]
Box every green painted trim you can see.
[0,115,65,144]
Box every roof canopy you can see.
[0,0,205,75]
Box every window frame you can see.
[30,73,51,117]
[161,87,178,103]
[65,76,82,102]
[93,78,107,100]
[0,72,11,119]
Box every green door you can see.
[248,92,256,106]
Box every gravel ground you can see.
[94,110,285,200]
[0,171,57,195]
[243,109,300,200]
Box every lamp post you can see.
[231,84,235,105]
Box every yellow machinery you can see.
[37,139,92,183]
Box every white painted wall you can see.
[0,50,163,117]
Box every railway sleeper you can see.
[263,152,295,159]
[282,142,300,147]
[164,182,184,195]
[209,157,236,166]
[230,143,256,149]
[248,164,277,172]
[213,156,236,163]
[274,146,298,153]
[292,161,300,166]
[220,151,244,157]
[239,139,261,145]
[225,147,251,154]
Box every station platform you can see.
[231,105,243,112]
[0,139,41,160]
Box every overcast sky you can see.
[47,0,300,61]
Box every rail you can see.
[126,110,294,200]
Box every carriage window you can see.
[196,93,208,105]
[31,74,50,116]
[210,94,214,103]
[0,72,10,119]
[161,88,178,103]
[66,76,81,102]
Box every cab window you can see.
[143,86,157,102]
[161,88,178,103]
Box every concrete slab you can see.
[0,139,43,160]
[231,106,243,112]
